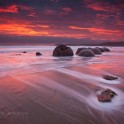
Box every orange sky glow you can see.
[0,0,124,44]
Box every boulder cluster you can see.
[52,44,110,57]
[76,47,110,57]
[97,89,117,102]
[18,45,111,58]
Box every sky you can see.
[0,0,124,45]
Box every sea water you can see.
[0,46,124,124]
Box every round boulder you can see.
[36,52,42,56]
[96,47,105,52]
[53,47,61,56]
[60,47,73,56]
[90,48,102,55]
[53,45,73,57]
[103,47,110,52]
[78,49,95,57]
[23,51,27,53]
[76,48,87,55]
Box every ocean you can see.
[0,46,124,124]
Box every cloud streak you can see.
[0,23,49,36]
[0,5,18,13]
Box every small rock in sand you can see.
[97,89,117,102]
[16,54,21,55]
[36,52,42,56]
[23,51,27,53]
[97,94,111,102]
[103,75,118,80]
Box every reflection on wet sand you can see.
[0,46,124,124]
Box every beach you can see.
[0,46,124,124]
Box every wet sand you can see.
[0,46,124,124]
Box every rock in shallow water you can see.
[78,49,95,57]
[23,51,27,53]
[96,47,105,52]
[53,44,73,56]
[16,54,21,55]
[36,52,42,56]
[103,47,110,52]
[103,75,118,80]
[76,48,87,55]
[90,48,102,55]
[97,94,111,102]
[101,89,117,97]
[60,47,73,56]
[97,89,117,102]
[53,47,61,56]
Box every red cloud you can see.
[116,21,124,26]
[0,4,36,15]
[62,7,72,12]
[87,2,107,11]
[96,14,110,19]
[68,25,124,41]
[44,7,72,16]
[0,5,18,13]
[69,26,120,35]
[19,5,33,11]
[44,9,56,15]
[86,1,119,13]
[0,22,86,39]
[28,12,36,17]
[58,7,72,16]
[0,23,49,36]
[0,15,124,41]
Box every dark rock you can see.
[60,47,74,56]
[36,52,42,56]
[53,45,73,57]
[53,47,61,56]
[99,48,105,52]
[97,89,117,102]
[57,44,68,51]
[96,47,110,52]
[23,51,27,53]
[97,95,111,102]
[78,49,95,57]
[103,47,110,52]
[103,75,118,80]
[101,89,117,98]
[90,48,102,55]
[16,54,21,55]
[96,47,105,52]
[76,48,87,55]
